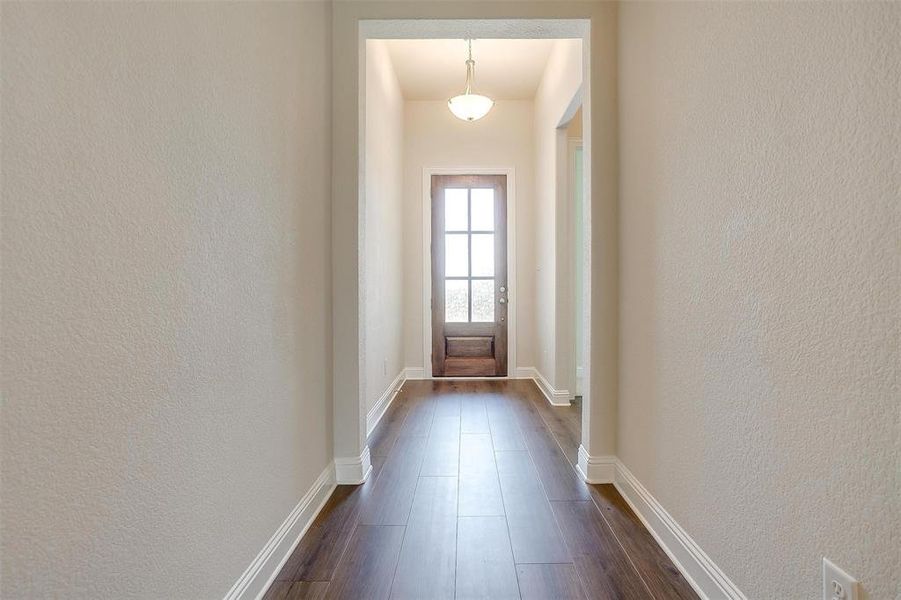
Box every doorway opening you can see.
[348,18,604,485]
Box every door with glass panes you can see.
[431,174,507,377]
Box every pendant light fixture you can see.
[448,39,494,122]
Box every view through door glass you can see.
[431,175,507,377]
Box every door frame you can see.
[422,166,517,378]
[346,16,616,488]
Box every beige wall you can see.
[0,2,333,598]
[10,2,892,598]
[533,40,582,391]
[363,40,405,412]
[618,2,900,598]
[402,100,536,372]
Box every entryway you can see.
[430,174,508,377]
[341,16,621,495]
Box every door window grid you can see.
[444,188,496,323]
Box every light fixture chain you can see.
[464,39,474,94]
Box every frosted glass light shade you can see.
[448,93,494,122]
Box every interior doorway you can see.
[343,17,614,487]
[430,174,508,377]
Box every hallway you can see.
[266,381,697,600]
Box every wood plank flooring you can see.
[266,380,697,600]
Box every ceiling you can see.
[382,39,558,101]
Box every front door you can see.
[431,174,508,377]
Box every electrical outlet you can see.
[823,558,859,600]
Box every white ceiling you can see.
[383,39,558,101]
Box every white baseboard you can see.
[515,366,572,406]
[576,445,616,483]
[223,465,336,600]
[404,367,426,380]
[334,446,372,485]
[366,370,406,436]
[613,461,746,600]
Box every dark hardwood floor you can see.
[267,379,697,600]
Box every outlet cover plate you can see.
[823,558,859,600]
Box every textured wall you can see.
[363,41,405,412]
[0,2,333,598]
[402,100,536,371]
[618,2,900,598]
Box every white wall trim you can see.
[575,445,615,483]
[362,19,589,40]
[613,461,747,600]
[366,370,406,436]
[223,465,336,600]
[334,446,372,485]
[568,137,586,399]
[421,166,517,378]
[515,366,572,406]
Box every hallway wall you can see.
[618,2,900,598]
[402,100,536,373]
[363,40,405,413]
[533,39,582,393]
[0,2,333,598]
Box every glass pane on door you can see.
[471,279,495,322]
[470,189,494,230]
[445,280,469,322]
[470,234,494,277]
[445,234,468,277]
[445,189,468,231]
